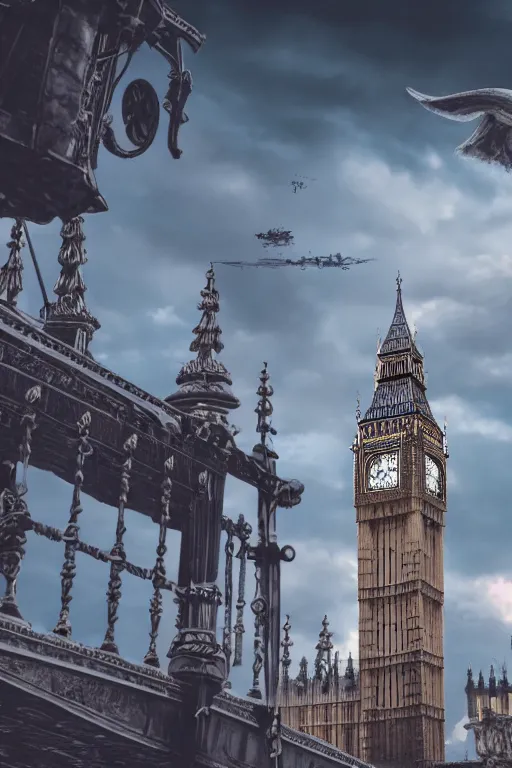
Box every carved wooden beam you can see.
[0,306,303,519]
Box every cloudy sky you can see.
[7,0,512,762]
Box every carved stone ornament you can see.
[471,712,512,768]
[168,583,225,682]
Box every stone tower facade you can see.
[279,277,447,768]
[354,276,446,766]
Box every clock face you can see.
[425,455,442,497]
[368,452,398,491]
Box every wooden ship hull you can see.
[0,229,375,768]
[0,300,376,768]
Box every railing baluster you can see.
[0,385,41,622]
[0,462,31,622]
[144,455,174,667]
[100,433,138,654]
[222,515,235,674]
[18,385,41,495]
[233,513,251,667]
[53,412,93,637]
[247,560,266,700]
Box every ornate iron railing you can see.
[221,512,252,675]
[0,382,258,678]
[0,384,178,668]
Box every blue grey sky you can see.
[6,0,512,761]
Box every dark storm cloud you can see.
[172,0,512,154]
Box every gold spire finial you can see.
[443,416,449,458]
[396,271,402,290]
[355,392,361,423]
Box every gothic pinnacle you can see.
[489,665,497,697]
[316,615,334,652]
[166,264,239,415]
[344,652,356,689]
[297,656,308,687]
[333,650,340,683]
[43,216,100,354]
[314,615,334,682]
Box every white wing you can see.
[406,87,512,169]
[406,87,512,124]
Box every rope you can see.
[21,220,51,317]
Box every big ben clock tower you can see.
[353,275,447,767]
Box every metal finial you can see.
[443,417,449,458]
[255,362,277,448]
[43,216,99,352]
[413,323,418,342]
[355,392,361,423]
[281,615,293,682]
[396,271,402,290]
[0,219,24,306]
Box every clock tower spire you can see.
[364,272,432,424]
[354,276,446,767]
